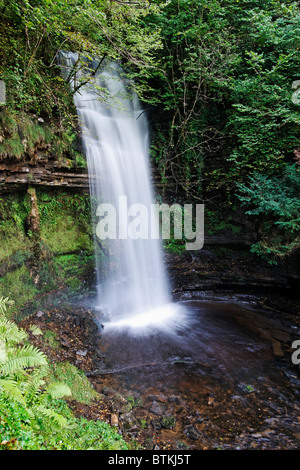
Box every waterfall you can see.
[59,52,181,333]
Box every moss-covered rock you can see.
[0,188,95,317]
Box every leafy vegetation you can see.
[236,163,300,262]
[144,0,300,261]
[0,296,129,450]
[0,1,299,259]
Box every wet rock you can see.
[237,383,256,394]
[60,335,71,348]
[184,424,202,440]
[111,413,119,427]
[127,395,143,408]
[119,411,139,431]
[161,416,176,429]
[168,395,180,404]
[151,418,162,429]
[102,387,119,397]
[111,394,131,414]
[148,393,168,402]
[76,349,88,357]
[138,418,149,430]
[175,440,190,450]
[149,400,166,415]
[264,417,280,428]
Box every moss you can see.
[0,265,39,316]
[37,189,93,254]
[43,330,60,349]
[0,190,95,315]
[161,416,176,429]
[41,214,91,254]
[0,110,52,161]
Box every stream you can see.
[90,298,300,450]
[21,292,300,450]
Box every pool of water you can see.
[93,300,300,449]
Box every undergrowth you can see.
[0,296,130,450]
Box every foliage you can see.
[144,0,300,199]
[0,109,52,160]
[49,362,98,404]
[0,0,162,112]
[0,0,299,264]
[140,0,300,261]
[236,164,300,262]
[0,297,129,450]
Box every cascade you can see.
[60,52,182,333]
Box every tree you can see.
[236,163,300,262]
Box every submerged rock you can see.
[149,400,166,416]
[237,383,256,394]
[161,416,176,429]
[184,424,202,440]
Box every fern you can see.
[21,365,49,406]
[34,404,69,429]
[0,344,48,376]
[0,296,14,315]
[45,382,72,401]
[0,341,6,362]
[0,378,26,405]
[0,297,76,445]
[0,316,28,346]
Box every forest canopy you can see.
[0,0,299,262]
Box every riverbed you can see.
[90,297,300,449]
[20,295,300,450]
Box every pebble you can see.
[111,413,119,427]
[149,401,166,415]
[76,349,88,356]
[184,425,201,440]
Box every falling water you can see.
[59,52,182,333]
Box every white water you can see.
[60,53,181,332]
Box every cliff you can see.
[0,160,89,192]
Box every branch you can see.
[72,54,108,94]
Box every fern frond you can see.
[46,382,72,400]
[0,317,28,345]
[35,404,69,428]
[0,296,14,315]
[0,341,6,363]
[22,365,49,406]
[0,344,48,376]
[0,378,26,405]
[29,325,43,336]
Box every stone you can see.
[76,349,87,356]
[161,416,176,429]
[184,424,201,441]
[149,400,165,415]
[237,383,256,394]
[168,395,180,403]
[119,411,138,431]
[110,413,119,427]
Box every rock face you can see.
[166,245,300,307]
[0,160,89,191]
[1,158,299,301]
